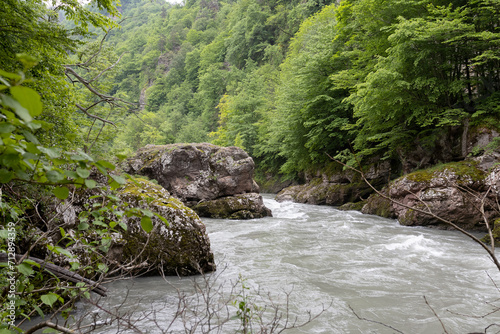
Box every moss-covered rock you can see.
[481,219,500,245]
[192,193,272,219]
[118,178,215,275]
[275,160,391,206]
[338,201,366,212]
[361,192,396,219]
[378,160,499,231]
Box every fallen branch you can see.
[0,253,107,297]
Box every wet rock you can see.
[276,161,391,207]
[192,193,272,219]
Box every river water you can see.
[84,195,500,333]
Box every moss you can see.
[405,160,486,184]
[481,219,500,245]
[338,201,365,211]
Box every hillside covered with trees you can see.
[100,0,499,180]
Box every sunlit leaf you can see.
[76,167,90,178]
[40,293,59,307]
[17,263,34,276]
[10,86,42,117]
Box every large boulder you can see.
[362,161,500,231]
[125,143,271,219]
[45,178,215,276]
[118,178,215,275]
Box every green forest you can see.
[1,0,500,331]
[99,0,500,178]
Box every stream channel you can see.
[80,195,500,333]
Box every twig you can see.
[423,296,450,334]
[348,304,405,333]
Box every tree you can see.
[260,4,352,176]
[347,1,500,169]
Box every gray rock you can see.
[125,143,271,219]
[362,160,499,231]
[192,193,272,219]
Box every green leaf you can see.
[71,150,93,162]
[1,94,32,122]
[110,174,126,185]
[21,130,39,144]
[46,170,64,183]
[17,262,34,276]
[109,180,121,190]
[52,186,70,200]
[140,216,153,233]
[34,305,44,317]
[154,212,169,226]
[0,69,22,81]
[0,169,13,183]
[40,293,59,307]
[24,259,40,268]
[2,154,20,168]
[84,179,97,189]
[10,86,42,117]
[96,160,115,170]
[140,209,153,217]
[39,146,61,159]
[76,167,90,178]
[78,222,89,230]
[0,123,15,133]
[119,221,127,231]
[0,329,15,334]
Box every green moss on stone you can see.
[405,160,486,184]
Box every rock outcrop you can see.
[192,193,272,219]
[362,160,500,231]
[125,143,271,219]
[275,161,391,206]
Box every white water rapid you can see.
[79,195,500,333]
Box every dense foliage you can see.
[96,0,500,177]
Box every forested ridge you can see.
[98,0,500,179]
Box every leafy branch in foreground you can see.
[0,63,162,334]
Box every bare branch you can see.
[348,304,405,334]
[424,296,450,334]
[76,103,117,127]
[24,321,76,334]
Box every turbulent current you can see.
[87,195,500,333]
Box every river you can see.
[79,195,500,333]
